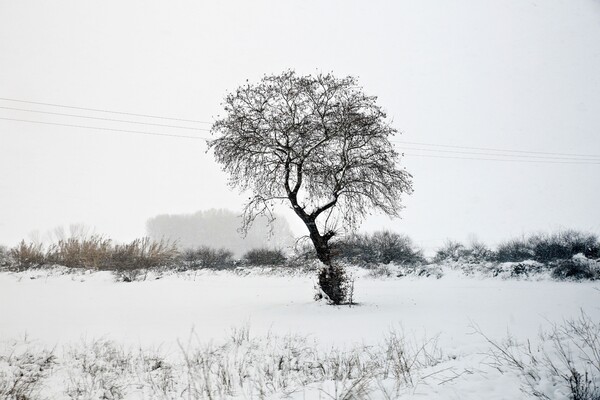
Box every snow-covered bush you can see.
[495,238,535,262]
[0,245,10,270]
[433,240,466,262]
[8,240,46,270]
[65,340,134,400]
[550,254,599,281]
[243,248,286,266]
[333,231,425,266]
[366,263,443,279]
[433,239,494,264]
[181,246,234,269]
[0,339,54,400]
[530,230,600,262]
[480,312,600,400]
[496,231,600,263]
[8,237,178,273]
[45,235,113,269]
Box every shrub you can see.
[0,245,10,269]
[480,312,600,400]
[315,263,352,304]
[496,231,600,263]
[110,238,178,270]
[529,230,600,262]
[181,246,234,269]
[433,240,465,262]
[8,236,178,272]
[8,240,46,270]
[551,257,599,281]
[333,231,424,266]
[495,238,533,262]
[369,231,425,264]
[0,343,54,400]
[466,240,494,261]
[46,235,112,269]
[243,248,286,266]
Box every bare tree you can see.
[209,70,412,304]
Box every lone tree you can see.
[209,71,412,304]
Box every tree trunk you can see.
[289,200,348,304]
[307,227,347,305]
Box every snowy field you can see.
[1,268,599,399]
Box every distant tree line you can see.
[146,209,294,257]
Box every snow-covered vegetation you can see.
[0,268,599,399]
[2,229,598,282]
[1,229,599,398]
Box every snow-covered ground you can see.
[1,268,599,399]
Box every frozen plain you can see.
[1,267,599,399]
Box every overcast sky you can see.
[1,0,599,252]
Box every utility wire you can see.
[0,97,212,125]
[0,117,209,140]
[2,116,598,164]
[0,106,212,132]
[396,145,600,161]
[1,97,598,162]
[392,140,600,159]
[402,152,600,165]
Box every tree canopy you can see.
[210,71,412,238]
[210,70,413,303]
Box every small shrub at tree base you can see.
[243,248,286,266]
[316,264,350,305]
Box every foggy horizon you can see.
[1,0,599,252]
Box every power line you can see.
[0,117,209,140]
[3,116,596,164]
[392,140,600,159]
[402,152,600,165]
[0,97,213,125]
[396,145,600,161]
[1,97,598,162]
[0,106,212,132]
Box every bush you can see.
[433,240,465,262]
[496,231,600,263]
[9,240,46,270]
[333,231,424,266]
[551,257,599,281]
[7,237,177,272]
[434,239,494,263]
[181,246,234,269]
[0,245,10,269]
[243,248,286,266]
[530,230,599,262]
[316,263,353,304]
[0,342,55,399]
[46,235,112,269]
[480,312,600,400]
[110,238,178,270]
[495,238,533,262]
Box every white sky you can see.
[1,0,599,252]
